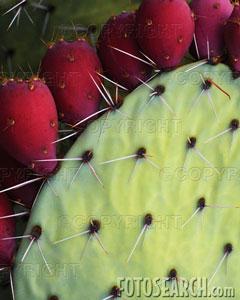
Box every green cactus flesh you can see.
[14,63,240,299]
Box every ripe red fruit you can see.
[97,12,152,90]
[191,0,233,61]
[0,147,42,209]
[224,4,240,73]
[136,0,195,70]
[0,194,15,267]
[0,78,58,176]
[41,38,103,125]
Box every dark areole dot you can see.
[213,2,220,9]
[144,213,153,226]
[4,48,15,59]
[89,220,101,234]
[224,243,233,255]
[202,79,212,90]
[154,85,165,96]
[187,137,197,149]
[47,4,56,14]
[207,56,221,66]
[31,225,42,240]
[197,197,206,211]
[48,296,59,300]
[230,119,239,132]
[111,286,121,298]
[168,268,177,280]
[82,150,93,163]
[136,147,147,159]
[233,71,240,80]
[88,24,97,34]
[110,99,123,111]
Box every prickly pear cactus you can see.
[14,62,240,299]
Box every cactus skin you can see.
[191,0,233,61]
[14,62,240,299]
[136,0,194,70]
[41,39,103,125]
[0,148,42,209]
[224,4,240,73]
[0,194,15,267]
[0,79,58,176]
[97,12,152,90]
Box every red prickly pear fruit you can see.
[0,147,42,209]
[0,79,58,176]
[136,0,195,70]
[0,193,15,267]
[40,39,103,125]
[190,0,233,62]
[97,12,152,90]
[224,4,240,73]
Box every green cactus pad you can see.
[14,63,240,299]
